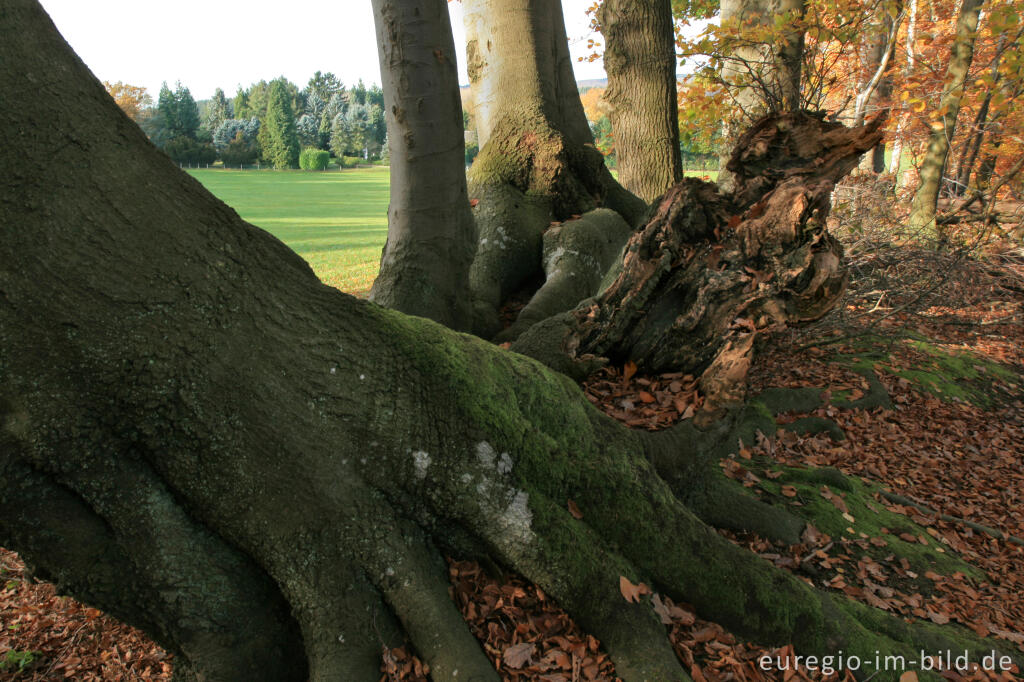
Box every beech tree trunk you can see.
[367,0,476,330]
[462,0,645,338]
[596,0,683,202]
[908,0,985,237]
[2,2,1011,681]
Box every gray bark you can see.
[716,0,771,193]
[368,0,476,330]
[463,0,644,337]
[597,0,683,202]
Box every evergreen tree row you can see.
[142,72,387,169]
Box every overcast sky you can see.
[37,0,609,101]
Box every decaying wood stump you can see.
[511,111,887,410]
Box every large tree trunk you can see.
[907,0,985,238]
[463,0,645,338]
[2,2,1012,681]
[512,112,886,412]
[596,0,683,202]
[367,0,476,331]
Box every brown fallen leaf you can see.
[567,499,584,520]
[502,642,534,669]
[619,575,651,604]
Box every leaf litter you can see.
[3,249,1023,680]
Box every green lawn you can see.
[186,165,717,295]
[187,167,390,294]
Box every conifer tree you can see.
[258,80,300,169]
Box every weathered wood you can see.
[513,111,886,410]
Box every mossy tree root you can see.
[3,7,1016,679]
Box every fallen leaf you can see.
[503,642,535,669]
[619,576,651,604]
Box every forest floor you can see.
[2,241,1023,681]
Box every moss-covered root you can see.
[505,494,691,681]
[781,416,846,441]
[467,183,553,338]
[495,208,633,344]
[827,595,1024,678]
[695,483,806,544]
[532,413,1021,680]
[834,368,892,410]
[641,421,807,545]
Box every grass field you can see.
[187,165,719,295]
[187,167,390,294]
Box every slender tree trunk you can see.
[889,0,917,179]
[854,8,902,172]
[597,0,683,202]
[772,0,806,111]
[952,92,992,195]
[908,0,986,237]
[715,0,771,192]
[367,0,477,330]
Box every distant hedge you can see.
[299,148,330,171]
[339,155,361,169]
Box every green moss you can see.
[369,307,1001,669]
[753,463,983,581]
[825,334,1018,408]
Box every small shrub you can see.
[164,136,217,166]
[339,155,361,169]
[299,148,330,171]
[1,649,40,672]
[221,131,259,167]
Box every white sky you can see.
[37,0,610,101]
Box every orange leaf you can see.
[619,575,651,603]
[623,361,637,381]
[469,198,479,207]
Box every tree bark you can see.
[462,0,645,337]
[2,2,1013,680]
[368,0,477,331]
[952,92,991,195]
[596,0,683,202]
[908,0,985,238]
